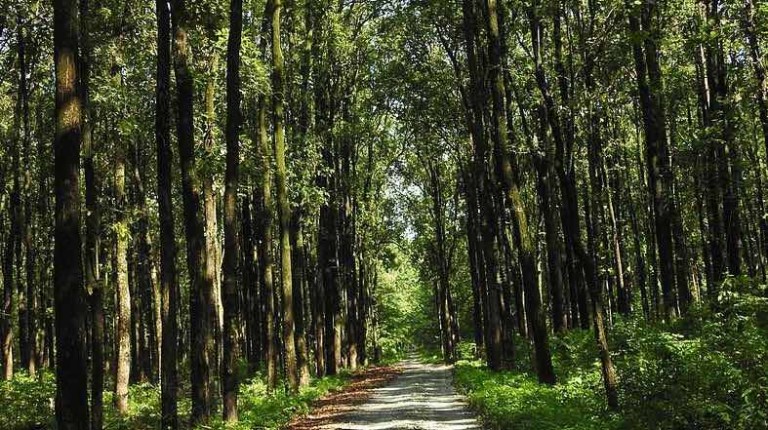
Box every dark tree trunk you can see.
[534,123,566,333]
[291,211,311,385]
[743,0,768,162]
[529,0,619,408]
[3,25,21,383]
[703,0,741,278]
[222,0,242,417]
[79,0,102,425]
[462,167,486,354]
[169,0,215,421]
[462,0,504,372]
[628,0,677,319]
[53,0,90,424]
[17,14,37,379]
[131,140,157,382]
[155,0,179,425]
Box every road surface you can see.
[319,358,483,430]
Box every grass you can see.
[454,359,621,430]
[452,286,768,430]
[0,369,351,430]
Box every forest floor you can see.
[289,357,482,430]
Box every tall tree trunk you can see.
[79,0,102,425]
[529,0,619,408]
[170,0,215,421]
[271,0,299,393]
[703,0,741,278]
[53,0,90,424]
[426,161,456,363]
[114,132,131,415]
[131,140,157,382]
[291,211,311,385]
[534,116,566,333]
[253,0,278,391]
[463,167,486,353]
[694,42,726,298]
[462,0,504,372]
[222,0,242,418]
[202,55,223,376]
[155,0,178,425]
[3,22,21,384]
[628,0,677,319]
[17,14,36,379]
[516,0,556,383]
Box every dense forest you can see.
[1,0,768,428]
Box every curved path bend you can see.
[319,358,483,430]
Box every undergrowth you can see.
[454,279,768,430]
[0,369,349,429]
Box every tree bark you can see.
[114,129,131,415]
[529,0,619,408]
[78,0,102,425]
[222,0,242,418]
[272,0,299,393]
[628,0,677,319]
[53,0,90,423]
[169,0,215,421]
[155,0,179,425]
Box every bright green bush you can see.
[0,371,55,429]
[454,360,621,430]
[613,279,768,429]
[0,368,348,429]
[228,372,348,429]
[455,279,768,430]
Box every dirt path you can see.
[295,358,482,430]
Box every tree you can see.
[222,0,243,418]
[271,0,299,393]
[170,0,215,421]
[53,0,90,425]
[155,0,179,425]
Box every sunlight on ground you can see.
[320,359,482,430]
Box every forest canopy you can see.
[1,0,768,428]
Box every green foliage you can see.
[454,360,620,430]
[222,372,347,430]
[0,371,55,430]
[1,370,348,430]
[376,243,435,358]
[614,280,768,429]
[456,287,768,430]
[103,383,183,430]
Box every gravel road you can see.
[319,358,483,430]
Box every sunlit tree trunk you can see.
[270,0,299,393]
[114,127,131,415]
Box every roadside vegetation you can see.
[454,281,768,430]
